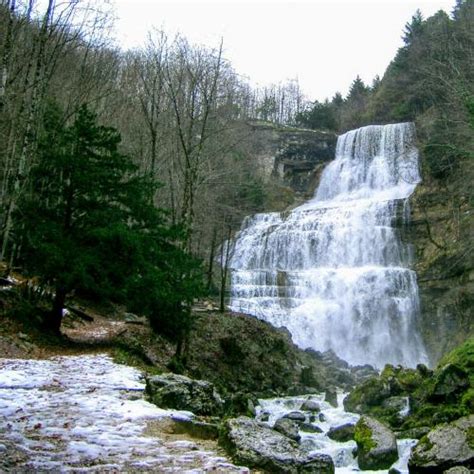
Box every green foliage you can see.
[402,9,424,45]
[235,173,266,211]
[346,339,474,432]
[16,103,204,342]
[296,100,338,131]
[416,434,433,451]
[461,388,474,412]
[256,95,278,122]
[438,338,474,380]
[467,426,474,449]
[354,419,376,451]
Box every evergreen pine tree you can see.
[16,103,203,342]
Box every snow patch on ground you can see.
[0,354,247,472]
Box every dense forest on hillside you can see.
[0,0,472,353]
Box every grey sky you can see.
[112,0,454,101]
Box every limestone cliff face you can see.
[247,121,337,195]
[406,176,473,365]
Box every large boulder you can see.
[355,416,398,470]
[408,415,474,473]
[220,416,334,473]
[327,423,356,442]
[300,398,320,412]
[145,373,224,416]
[283,411,306,422]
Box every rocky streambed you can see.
[2,352,473,473]
[221,393,416,473]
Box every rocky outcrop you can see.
[220,416,334,473]
[408,415,474,473]
[145,373,224,416]
[248,121,337,194]
[404,179,474,364]
[354,416,398,470]
[185,312,366,402]
[344,345,474,431]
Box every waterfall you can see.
[229,123,428,369]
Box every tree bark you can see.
[48,286,67,334]
[219,225,233,313]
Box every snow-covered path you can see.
[0,354,247,472]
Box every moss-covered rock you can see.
[327,423,356,442]
[408,415,474,473]
[344,340,474,433]
[145,373,224,416]
[354,416,398,470]
[185,311,361,401]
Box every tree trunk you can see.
[219,225,233,313]
[206,227,217,292]
[48,286,67,334]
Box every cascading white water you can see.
[229,123,428,369]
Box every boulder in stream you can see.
[327,423,356,442]
[145,373,224,416]
[220,416,334,473]
[283,411,306,422]
[300,398,321,412]
[354,415,398,470]
[274,417,301,442]
[408,414,474,473]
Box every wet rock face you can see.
[405,183,474,364]
[145,373,224,416]
[327,423,356,442]
[354,416,398,470]
[300,398,320,412]
[408,415,474,473]
[249,122,337,194]
[274,418,301,442]
[283,411,306,422]
[220,416,334,473]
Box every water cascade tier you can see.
[229,123,428,368]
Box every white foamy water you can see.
[229,123,428,368]
[0,354,247,473]
[256,393,416,474]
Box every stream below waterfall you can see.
[255,392,415,474]
[229,122,429,368]
[0,354,416,473]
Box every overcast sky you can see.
[112,0,454,101]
